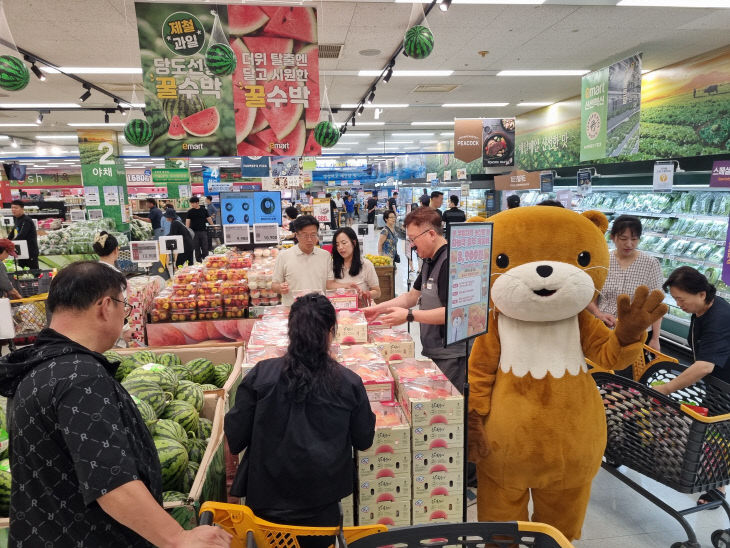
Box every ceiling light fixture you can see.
[351,118,356,127]
[517,102,553,106]
[67,122,126,127]
[617,0,730,5]
[420,140,438,143]
[358,70,453,77]
[440,0,452,10]
[10,139,18,148]
[392,132,434,136]
[340,104,409,109]
[79,85,92,102]
[357,105,365,116]
[383,64,394,83]
[340,125,347,135]
[440,132,454,136]
[36,111,45,124]
[0,103,80,108]
[497,69,589,76]
[352,122,385,126]
[366,88,376,105]
[411,121,454,126]
[442,102,509,107]
[41,67,143,74]
[30,63,45,82]
[33,135,78,140]
[377,141,414,144]
[0,123,39,127]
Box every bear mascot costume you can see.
[468,206,667,540]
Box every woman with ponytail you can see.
[225,294,374,542]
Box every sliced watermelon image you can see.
[262,7,317,44]
[230,38,256,143]
[251,109,268,134]
[303,128,321,156]
[228,5,269,36]
[167,115,186,140]
[242,36,294,73]
[237,140,269,156]
[262,79,304,140]
[248,120,306,156]
[181,107,220,137]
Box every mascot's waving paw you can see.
[614,285,669,346]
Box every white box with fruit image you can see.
[357,475,412,505]
[412,495,463,525]
[413,469,463,497]
[357,451,411,481]
[357,499,411,527]
[398,378,464,428]
[360,403,411,457]
[412,446,464,474]
[411,422,464,451]
[368,327,415,362]
[335,309,368,344]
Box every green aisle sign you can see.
[580,67,608,162]
[77,130,128,230]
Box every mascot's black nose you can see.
[536,265,553,278]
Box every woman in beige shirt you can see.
[328,227,380,307]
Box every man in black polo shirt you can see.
[186,197,213,262]
[366,191,378,225]
[0,262,230,547]
[8,200,39,269]
[134,198,164,239]
[442,195,467,224]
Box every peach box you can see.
[412,495,463,524]
[358,500,411,527]
[357,451,411,481]
[357,475,412,505]
[399,379,464,428]
[411,422,464,451]
[335,310,368,344]
[413,469,463,497]
[326,289,359,311]
[360,403,410,457]
[412,446,464,474]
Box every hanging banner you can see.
[710,160,730,188]
[134,3,237,157]
[515,99,581,171]
[228,5,321,157]
[77,130,128,230]
[445,222,492,345]
[653,160,674,191]
[454,118,484,163]
[577,169,592,194]
[581,54,642,162]
[270,156,302,177]
[482,118,515,167]
[723,223,730,286]
[241,156,270,177]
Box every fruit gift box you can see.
[326,288,359,311]
[360,401,410,458]
[335,309,368,344]
[343,360,394,403]
[368,326,415,362]
[203,255,229,270]
[340,344,386,365]
[245,344,287,366]
[388,358,447,385]
[399,379,464,443]
[412,493,463,525]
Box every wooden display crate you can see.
[374,265,395,304]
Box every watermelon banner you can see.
[77,130,129,231]
[135,3,237,157]
[229,5,321,157]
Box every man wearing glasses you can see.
[272,215,334,306]
[0,261,230,547]
[363,207,467,392]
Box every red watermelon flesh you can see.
[258,6,281,18]
[242,37,294,77]
[230,38,256,143]
[248,120,306,156]
[262,7,317,44]
[228,5,269,36]
[303,129,321,156]
[181,107,220,137]
[237,140,269,157]
[297,43,320,129]
[251,108,268,133]
[168,115,186,140]
[262,79,304,139]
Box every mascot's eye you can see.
[577,251,591,267]
[496,254,509,268]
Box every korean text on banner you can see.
[77,130,128,230]
[446,222,492,346]
[134,3,236,157]
[228,5,321,157]
[710,160,730,188]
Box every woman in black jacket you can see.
[163,209,194,267]
[225,294,375,544]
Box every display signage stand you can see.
[223,224,251,246]
[444,222,494,522]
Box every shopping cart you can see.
[198,502,574,548]
[1,293,49,352]
[9,269,53,297]
[594,364,730,548]
[585,343,679,381]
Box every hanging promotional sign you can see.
[77,130,128,230]
[494,170,541,191]
[482,118,515,167]
[134,3,237,157]
[723,224,730,286]
[241,156,270,177]
[540,172,554,193]
[577,169,592,194]
[710,160,730,188]
[165,157,189,170]
[228,4,321,157]
[270,156,302,177]
[152,168,189,183]
[453,119,483,163]
[312,197,331,225]
[445,222,492,346]
[653,160,674,191]
[581,54,642,162]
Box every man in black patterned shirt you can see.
[0,262,230,548]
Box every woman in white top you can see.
[587,215,664,352]
[328,227,381,307]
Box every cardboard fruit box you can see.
[413,469,463,497]
[412,446,464,474]
[412,494,463,525]
[357,451,412,482]
[360,402,410,457]
[357,499,411,527]
[357,475,412,505]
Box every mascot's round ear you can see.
[581,210,609,234]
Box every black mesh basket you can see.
[10,269,53,297]
[594,366,730,494]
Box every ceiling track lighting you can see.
[36,111,46,124]
[366,88,376,105]
[439,0,452,11]
[10,138,18,148]
[104,111,109,124]
[357,105,365,116]
[30,63,45,82]
[351,118,356,127]
[79,84,91,102]
[383,65,394,84]
[340,125,347,134]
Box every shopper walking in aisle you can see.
[0,262,230,547]
[0,239,21,299]
[165,209,194,267]
[506,194,520,209]
[329,227,380,306]
[344,193,355,225]
[8,200,39,269]
[366,191,378,226]
[326,192,338,229]
[430,190,444,222]
[134,198,164,239]
[378,210,399,264]
[419,194,430,208]
[363,207,467,390]
[186,197,213,262]
[442,195,467,224]
[272,215,333,306]
[283,205,299,231]
[388,191,398,216]
[205,195,219,249]
[587,215,664,361]
[94,231,120,270]
[225,293,375,548]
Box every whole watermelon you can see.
[131,395,158,434]
[115,358,141,382]
[155,419,190,451]
[161,400,199,435]
[103,350,123,363]
[126,364,179,394]
[131,350,157,365]
[187,436,207,464]
[213,363,233,388]
[175,380,204,413]
[155,437,188,492]
[185,358,215,385]
[170,363,193,382]
[122,379,171,416]
[163,490,194,528]
[198,417,213,441]
[181,461,200,493]
[157,352,182,367]
[200,384,218,392]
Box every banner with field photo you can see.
[515,99,581,171]
[228,5,321,157]
[135,3,237,157]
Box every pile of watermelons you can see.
[104,349,233,499]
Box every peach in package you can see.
[388,358,447,384]
[368,326,415,362]
[248,319,288,346]
[246,345,287,365]
[203,254,229,269]
[360,402,410,457]
[340,344,385,365]
[344,361,394,403]
[335,309,368,344]
[326,288,359,311]
[400,379,464,449]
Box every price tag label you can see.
[224,224,251,245]
[88,209,104,220]
[253,223,280,245]
[130,241,159,263]
[69,209,85,222]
